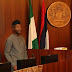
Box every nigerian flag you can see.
[28,0,39,49]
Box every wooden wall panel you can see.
[50,50,66,61]
[53,62,58,72]
[65,60,69,72]
[27,49,39,65]
[58,61,66,72]
[65,50,72,60]
[42,64,48,72]
[38,49,50,65]
[42,60,71,72]
[47,63,54,72]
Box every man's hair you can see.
[12,20,20,28]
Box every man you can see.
[4,20,28,71]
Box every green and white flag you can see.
[28,0,39,49]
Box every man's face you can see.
[13,24,22,34]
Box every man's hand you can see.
[13,65,17,71]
